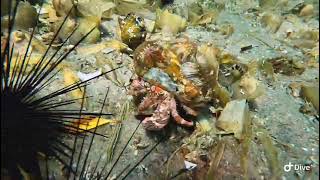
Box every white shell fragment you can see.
[184,160,197,170]
[77,69,102,82]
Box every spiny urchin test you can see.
[1,1,115,178]
[1,0,162,179]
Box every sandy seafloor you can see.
[15,0,319,179]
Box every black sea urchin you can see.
[1,0,118,178]
[1,1,165,179]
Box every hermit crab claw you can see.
[140,95,194,131]
[128,78,148,96]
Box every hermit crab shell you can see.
[133,39,220,108]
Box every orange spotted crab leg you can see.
[138,94,160,112]
[142,97,171,131]
[138,86,165,113]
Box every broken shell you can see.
[299,4,314,17]
[76,40,130,56]
[53,0,75,17]
[187,5,201,23]
[7,31,47,55]
[216,99,250,140]
[188,2,203,16]
[288,82,302,98]
[63,68,86,104]
[41,3,60,23]
[1,1,38,31]
[114,0,147,16]
[300,101,318,116]
[261,13,283,33]
[300,85,319,113]
[220,24,234,37]
[197,44,220,72]
[190,11,219,26]
[52,17,76,42]
[270,58,305,76]
[1,0,17,16]
[144,19,155,33]
[77,69,102,82]
[231,73,264,100]
[16,1,38,30]
[258,60,275,81]
[155,9,187,35]
[196,44,220,85]
[299,29,319,42]
[239,74,258,95]
[77,0,115,18]
[70,16,101,44]
[212,85,231,107]
[218,53,238,65]
[290,29,319,49]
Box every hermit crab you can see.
[129,78,195,130]
[129,37,230,131]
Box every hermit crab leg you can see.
[142,112,170,131]
[142,98,171,130]
[170,98,194,127]
[138,94,160,112]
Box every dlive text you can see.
[283,162,312,172]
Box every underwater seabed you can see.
[1,0,319,179]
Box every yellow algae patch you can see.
[63,68,85,104]
[76,39,130,56]
[77,117,119,132]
